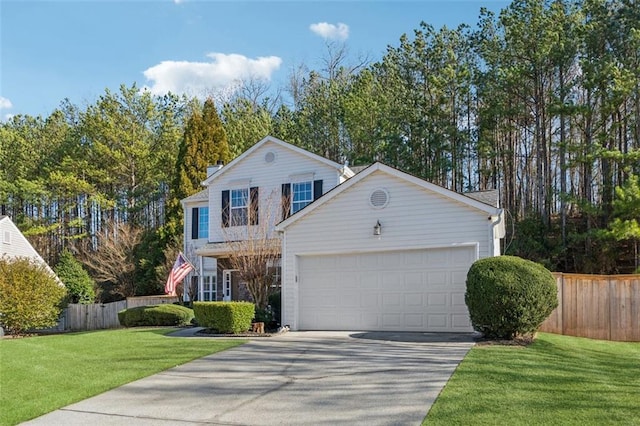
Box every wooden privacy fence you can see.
[539,273,640,341]
[63,295,179,331]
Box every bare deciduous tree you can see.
[223,192,281,309]
[81,220,142,299]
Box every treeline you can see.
[1,0,638,299]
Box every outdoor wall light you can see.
[373,220,382,236]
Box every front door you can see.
[222,269,238,301]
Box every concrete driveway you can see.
[24,330,475,425]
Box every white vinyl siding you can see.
[208,141,343,242]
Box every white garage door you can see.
[297,246,476,332]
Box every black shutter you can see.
[221,190,230,227]
[191,207,199,239]
[250,187,259,225]
[313,180,323,200]
[281,183,291,220]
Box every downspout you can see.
[489,208,505,257]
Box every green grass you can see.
[0,328,245,425]
[424,333,640,425]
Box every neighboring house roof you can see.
[181,189,209,205]
[348,165,370,174]
[0,216,61,282]
[276,162,503,231]
[464,189,500,208]
[201,135,355,187]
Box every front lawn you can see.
[425,333,640,425]
[0,328,244,425]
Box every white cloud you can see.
[0,96,13,110]
[173,0,184,4]
[142,53,282,97]
[309,22,349,41]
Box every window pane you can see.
[292,181,313,213]
[231,189,248,225]
[198,207,209,239]
[231,189,248,207]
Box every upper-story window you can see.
[281,180,323,220]
[191,206,208,240]
[222,187,259,227]
[231,188,248,226]
[198,207,209,239]
[291,181,313,214]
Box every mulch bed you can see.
[196,328,278,337]
[475,334,536,346]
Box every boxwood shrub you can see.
[118,304,194,327]
[193,301,255,334]
[465,255,558,339]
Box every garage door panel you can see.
[451,292,467,307]
[427,292,448,307]
[298,247,476,332]
[404,293,424,307]
[452,314,472,328]
[359,272,379,289]
[426,250,448,266]
[382,313,402,327]
[340,290,361,308]
[382,293,401,307]
[381,272,398,288]
[405,313,424,327]
[360,293,379,308]
[428,314,448,328]
[382,252,402,267]
[359,254,379,270]
[404,272,424,290]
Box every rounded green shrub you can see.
[0,256,67,335]
[55,249,96,304]
[118,304,194,327]
[465,255,558,339]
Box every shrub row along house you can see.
[182,136,505,332]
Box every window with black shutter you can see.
[221,190,230,227]
[191,207,199,239]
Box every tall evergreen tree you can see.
[165,98,231,238]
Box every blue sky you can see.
[1,0,510,120]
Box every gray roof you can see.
[181,189,209,204]
[349,165,370,174]
[464,189,499,207]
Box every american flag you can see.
[165,252,194,296]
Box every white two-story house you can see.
[181,136,354,302]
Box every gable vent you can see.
[369,188,389,209]
[264,151,276,164]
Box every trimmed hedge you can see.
[118,304,194,327]
[465,255,558,339]
[193,302,255,334]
